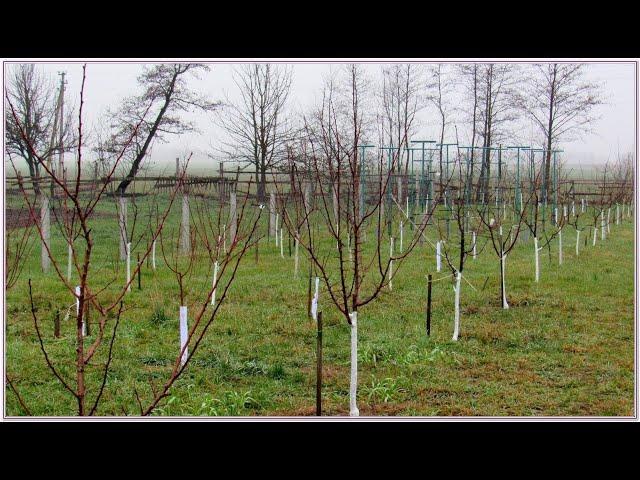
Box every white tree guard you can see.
[452,270,461,341]
[616,204,620,225]
[389,237,394,290]
[572,201,575,217]
[501,252,509,309]
[576,229,580,256]
[601,211,606,240]
[472,232,477,259]
[76,285,86,336]
[179,306,188,367]
[581,198,585,213]
[41,194,50,272]
[399,221,404,253]
[211,261,219,306]
[534,237,540,283]
[349,311,359,417]
[436,241,442,272]
[593,226,598,246]
[280,228,284,258]
[275,214,279,247]
[269,192,276,238]
[607,208,611,234]
[311,277,319,321]
[152,240,156,270]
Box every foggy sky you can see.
[3,60,636,173]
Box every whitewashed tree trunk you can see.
[179,306,188,367]
[211,261,219,306]
[472,232,477,259]
[576,229,580,255]
[229,192,237,243]
[581,198,585,213]
[152,240,156,270]
[280,228,284,258]
[607,208,611,234]
[40,194,50,272]
[399,221,403,253]
[76,285,86,337]
[118,196,128,260]
[180,193,190,254]
[126,242,131,292]
[269,192,276,238]
[616,204,620,225]
[349,311,359,416]
[572,201,575,217]
[389,237,394,290]
[534,237,540,283]
[601,211,606,240]
[558,227,563,265]
[311,277,319,321]
[593,226,598,246]
[275,214,279,246]
[501,252,509,309]
[436,240,442,272]
[452,270,462,341]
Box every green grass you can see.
[4,195,635,416]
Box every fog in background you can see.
[4,61,636,175]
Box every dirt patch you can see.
[5,207,116,231]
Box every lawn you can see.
[4,193,635,416]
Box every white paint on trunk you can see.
[76,285,86,336]
[581,198,585,213]
[452,270,462,341]
[601,211,606,240]
[275,213,279,246]
[607,208,611,234]
[349,311,359,417]
[436,241,442,272]
[280,228,284,258]
[399,221,403,253]
[152,240,156,270]
[472,232,477,259]
[576,229,580,256]
[179,306,188,367]
[534,236,540,283]
[501,252,509,309]
[311,277,319,321]
[211,261,219,306]
[593,226,598,246]
[389,237,394,290]
[616,204,620,225]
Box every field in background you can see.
[4,195,635,416]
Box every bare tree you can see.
[216,64,294,202]
[425,64,454,178]
[108,63,219,195]
[5,64,75,196]
[519,63,603,203]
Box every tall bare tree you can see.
[5,64,75,196]
[216,64,294,202]
[108,63,218,195]
[519,63,603,202]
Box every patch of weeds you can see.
[396,345,446,366]
[268,362,287,380]
[237,359,268,376]
[140,356,170,367]
[362,377,406,403]
[149,307,170,326]
[358,343,393,367]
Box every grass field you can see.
[4,194,635,416]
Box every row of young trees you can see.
[5,62,630,417]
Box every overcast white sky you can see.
[4,61,636,172]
